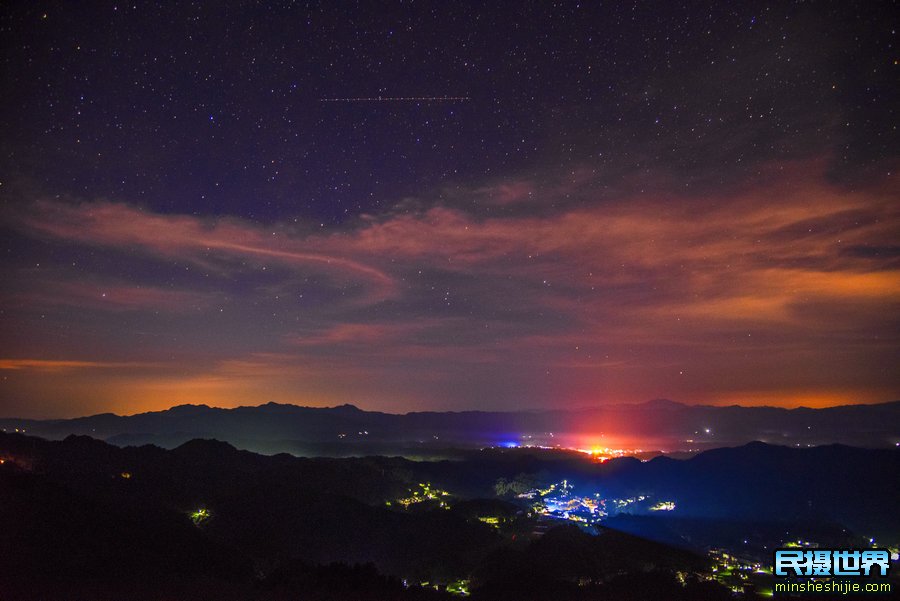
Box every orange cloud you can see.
[2,159,897,415]
[0,359,159,372]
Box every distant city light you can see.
[575,446,640,462]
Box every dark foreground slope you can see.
[0,433,897,600]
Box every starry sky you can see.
[1,1,898,418]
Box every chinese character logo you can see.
[774,549,891,577]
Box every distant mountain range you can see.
[2,399,898,455]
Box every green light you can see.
[190,507,211,525]
[447,579,471,596]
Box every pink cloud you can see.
[17,200,397,304]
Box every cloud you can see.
[12,199,397,304]
[0,359,160,372]
[2,159,898,413]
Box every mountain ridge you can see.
[6,397,900,421]
[2,399,898,455]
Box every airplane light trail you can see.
[319,96,470,102]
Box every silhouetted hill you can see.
[1,432,897,600]
[2,400,898,456]
[0,467,254,601]
[0,431,742,601]
[468,525,725,601]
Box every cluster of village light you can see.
[414,578,471,596]
[385,483,451,509]
[189,508,211,526]
[707,548,773,596]
[517,479,676,525]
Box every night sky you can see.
[1,1,897,418]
